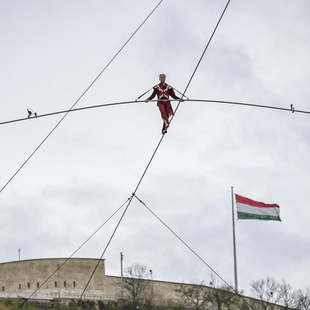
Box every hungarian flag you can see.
[235,194,281,221]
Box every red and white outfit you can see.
[147,83,181,131]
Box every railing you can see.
[0,292,53,300]
[0,291,120,302]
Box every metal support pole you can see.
[57,264,60,298]
[231,187,238,291]
[120,252,124,299]
[18,249,20,261]
[150,270,153,298]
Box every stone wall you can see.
[0,258,209,302]
[0,258,289,310]
[105,275,183,302]
[0,258,105,299]
[106,275,288,310]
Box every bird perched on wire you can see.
[27,108,37,118]
[291,104,294,113]
[27,108,33,118]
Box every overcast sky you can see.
[1,0,310,297]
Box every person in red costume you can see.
[146,74,184,134]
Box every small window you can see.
[28,283,30,289]
[19,284,21,290]
[2,286,4,292]
[64,281,66,288]
[37,283,39,289]
[73,281,76,288]
[55,282,57,288]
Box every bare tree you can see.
[278,279,298,309]
[250,277,282,310]
[296,288,310,310]
[123,263,152,309]
[176,274,240,310]
[176,280,209,309]
[203,272,241,310]
[206,285,239,310]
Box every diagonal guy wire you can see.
[0,0,164,194]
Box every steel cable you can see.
[0,0,164,194]
[17,197,130,308]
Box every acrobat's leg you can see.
[158,103,169,133]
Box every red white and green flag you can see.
[235,194,281,221]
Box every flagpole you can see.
[231,186,238,291]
